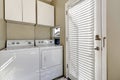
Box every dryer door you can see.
[41,47,62,69]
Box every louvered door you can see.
[66,0,102,80]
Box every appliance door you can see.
[0,51,14,68]
[41,47,62,69]
[0,51,16,80]
[12,48,39,80]
[40,65,63,80]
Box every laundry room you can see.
[0,0,120,80]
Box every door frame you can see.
[65,0,107,80]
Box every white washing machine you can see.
[36,40,63,80]
[0,49,16,80]
[0,40,63,80]
[0,40,39,80]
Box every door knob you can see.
[94,47,100,51]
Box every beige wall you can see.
[107,0,120,80]
[52,0,67,76]
[0,0,6,49]
[35,26,51,40]
[7,23,34,40]
[7,23,51,40]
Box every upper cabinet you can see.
[5,0,54,26]
[5,0,22,22]
[5,0,36,24]
[37,1,54,27]
[23,0,36,24]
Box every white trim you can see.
[101,0,107,80]
[65,1,69,78]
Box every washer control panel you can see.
[7,40,34,48]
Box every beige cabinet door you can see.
[23,0,36,24]
[5,0,22,22]
[37,1,54,27]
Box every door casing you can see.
[65,0,107,80]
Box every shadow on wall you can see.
[0,0,6,49]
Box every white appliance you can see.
[0,50,16,80]
[0,40,63,80]
[36,40,63,80]
[0,40,39,80]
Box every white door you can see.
[5,0,22,22]
[66,0,104,80]
[23,0,36,24]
